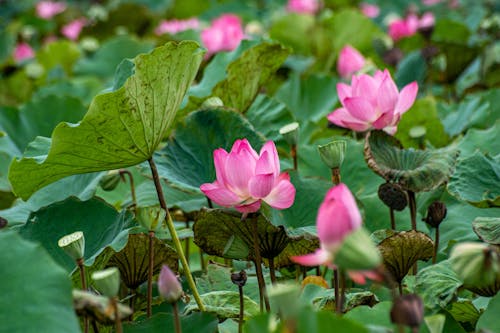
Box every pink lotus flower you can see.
[291,184,362,267]
[327,69,418,135]
[337,45,366,79]
[158,265,182,303]
[388,13,436,41]
[200,139,295,213]
[36,1,66,19]
[13,43,35,62]
[154,18,200,35]
[286,0,320,14]
[201,14,245,56]
[61,18,86,41]
[360,3,380,18]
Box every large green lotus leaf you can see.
[123,312,218,333]
[36,40,81,77]
[432,19,471,44]
[193,209,319,268]
[364,130,459,192]
[344,301,393,329]
[395,97,450,149]
[184,291,260,320]
[246,94,294,141]
[476,292,500,333]
[378,230,434,283]
[415,260,462,310]
[0,231,80,333]
[395,51,427,88]
[0,68,35,106]
[447,152,500,208]
[440,96,491,137]
[9,41,204,200]
[275,73,338,123]
[447,300,480,329]
[152,108,265,192]
[269,13,316,55]
[456,121,499,159]
[18,197,135,272]
[472,217,500,245]
[0,95,86,152]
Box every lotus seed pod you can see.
[390,294,424,329]
[335,228,382,271]
[92,267,120,298]
[377,182,408,211]
[135,206,166,231]
[450,242,500,293]
[318,140,346,169]
[58,231,85,260]
[99,170,121,191]
[424,201,447,228]
[230,270,247,287]
[201,96,224,109]
[279,122,300,146]
[158,265,183,303]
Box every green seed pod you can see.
[99,170,121,191]
[135,206,166,231]
[58,231,85,260]
[318,140,346,169]
[201,97,224,109]
[335,228,382,271]
[92,267,120,298]
[279,122,300,146]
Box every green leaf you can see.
[123,312,218,333]
[344,301,393,329]
[0,231,80,333]
[269,13,316,55]
[447,300,480,328]
[184,291,259,320]
[476,292,500,333]
[378,230,434,283]
[456,121,500,159]
[364,130,459,192]
[415,260,462,310]
[36,40,82,77]
[9,41,204,200]
[472,217,500,245]
[295,308,369,333]
[246,94,295,141]
[432,20,471,44]
[18,197,135,272]
[447,152,500,208]
[395,51,427,88]
[440,96,491,137]
[153,108,265,192]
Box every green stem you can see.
[112,297,122,333]
[408,191,418,275]
[119,169,137,214]
[339,269,346,314]
[248,214,270,312]
[147,230,154,318]
[238,285,244,333]
[172,302,182,333]
[334,268,341,314]
[77,258,89,333]
[433,227,440,264]
[148,158,205,312]
[269,257,277,284]
[291,144,298,171]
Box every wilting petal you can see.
[291,248,331,266]
[263,173,295,209]
[249,173,275,198]
[200,182,241,206]
[343,97,376,122]
[395,82,418,115]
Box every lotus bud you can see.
[318,140,346,169]
[267,283,301,319]
[135,206,166,231]
[390,294,424,329]
[423,201,447,228]
[158,265,183,303]
[335,228,382,270]
[450,242,500,293]
[230,270,247,287]
[99,170,121,191]
[58,231,85,260]
[92,267,120,298]
[201,96,224,109]
[377,182,408,211]
[279,122,300,146]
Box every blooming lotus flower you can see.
[337,45,366,79]
[286,0,320,14]
[201,14,245,56]
[36,1,66,19]
[158,265,182,303]
[154,18,200,36]
[61,18,86,41]
[200,139,295,213]
[327,69,418,135]
[13,43,35,62]
[360,3,380,18]
[291,183,362,267]
[388,13,436,41]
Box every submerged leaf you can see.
[364,130,459,192]
[9,41,204,200]
[378,230,434,283]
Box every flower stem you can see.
[172,302,182,333]
[147,230,155,318]
[339,269,346,314]
[334,268,341,314]
[147,158,205,312]
[238,285,244,333]
[408,191,418,275]
[247,214,270,312]
[119,169,137,214]
[77,258,89,333]
[269,257,277,284]
[111,297,122,333]
[291,144,298,171]
[433,227,440,264]
[331,167,341,185]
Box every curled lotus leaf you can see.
[378,230,434,283]
[472,217,500,245]
[106,233,179,290]
[73,289,132,324]
[364,130,459,192]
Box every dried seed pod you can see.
[390,294,424,329]
[378,182,408,211]
[231,270,247,287]
[423,201,447,228]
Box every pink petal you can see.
[200,182,241,206]
[291,248,331,266]
[343,97,376,122]
[249,173,275,198]
[231,139,259,160]
[376,75,399,113]
[352,74,378,104]
[235,200,261,213]
[256,141,280,177]
[372,110,397,130]
[327,108,372,132]
[394,82,418,115]
[224,145,257,196]
[214,148,229,186]
[263,173,295,210]
[337,83,352,105]
[337,45,365,79]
